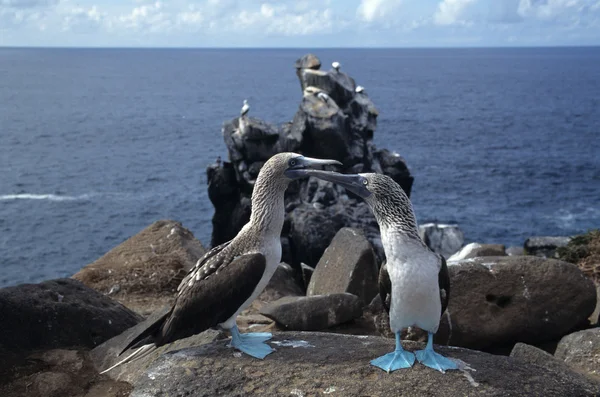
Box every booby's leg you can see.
[228,325,274,359]
[415,332,458,373]
[370,332,415,372]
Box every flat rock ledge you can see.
[131,332,598,397]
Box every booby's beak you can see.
[303,170,372,198]
[284,156,342,180]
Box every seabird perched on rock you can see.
[237,99,250,137]
[332,61,341,72]
[305,171,458,374]
[355,85,365,94]
[100,153,341,373]
[240,99,250,116]
[317,92,330,103]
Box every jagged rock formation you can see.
[206,53,413,269]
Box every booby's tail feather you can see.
[99,343,155,374]
[119,310,171,355]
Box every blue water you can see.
[1,47,599,287]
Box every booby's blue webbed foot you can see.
[415,332,458,373]
[370,333,415,372]
[228,325,274,359]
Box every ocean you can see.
[1,47,599,287]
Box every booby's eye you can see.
[289,159,297,167]
[362,179,368,186]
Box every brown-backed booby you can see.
[100,153,341,373]
[305,170,457,373]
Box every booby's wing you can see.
[438,255,450,316]
[120,244,266,354]
[177,241,231,293]
[378,260,392,312]
[156,252,266,345]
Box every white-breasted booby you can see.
[332,61,341,72]
[240,99,250,116]
[316,92,330,103]
[237,99,250,137]
[355,85,365,94]
[304,170,457,373]
[100,153,341,373]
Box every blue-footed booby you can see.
[332,61,341,72]
[305,170,457,373]
[241,99,250,116]
[237,99,250,137]
[100,153,341,373]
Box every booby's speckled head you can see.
[305,170,418,231]
[261,152,341,181]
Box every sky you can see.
[1,0,600,47]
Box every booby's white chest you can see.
[382,231,442,333]
[219,233,282,329]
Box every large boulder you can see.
[555,328,600,382]
[440,256,596,349]
[448,243,507,261]
[260,293,363,331]
[510,343,598,389]
[307,228,378,304]
[72,220,206,315]
[524,236,571,258]
[90,307,223,384]
[131,332,599,397]
[0,348,133,397]
[0,278,141,353]
[419,223,464,258]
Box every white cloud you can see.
[518,0,584,19]
[434,0,477,25]
[357,0,403,23]
[117,1,172,33]
[62,5,104,32]
[231,3,335,36]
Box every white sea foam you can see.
[0,193,87,202]
[0,192,133,202]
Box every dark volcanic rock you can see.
[510,343,598,390]
[524,236,571,258]
[0,348,132,397]
[254,263,304,306]
[300,68,356,109]
[373,148,413,196]
[555,328,600,382]
[131,332,599,397]
[448,243,507,261]
[307,227,379,304]
[419,223,464,258]
[0,278,141,353]
[440,256,596,349]
[90,307,223,384]
[294,53,321,70]
[260,293,363,331]
[72,219,206,315]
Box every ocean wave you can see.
[0,193,92,202]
